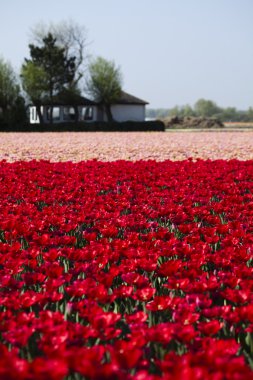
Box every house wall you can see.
[111,105,146,122]
[83,106,98,122]
[29,105,97,124]
[30,106,40,124]
[95,106,104,122]
[30,106,60,124]
[29,104,146,124]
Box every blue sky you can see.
[1,0,252,109]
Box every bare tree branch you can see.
[29,19,90,89]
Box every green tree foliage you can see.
[30,20,88,89]
[218,107,237,122]
[165,105,195,118]
[182,104,195,117]
[247,107,253,121]
[86,56,122,122]
[168,106,181,117]
[194,99,221,117]
[0,57,26,127]
[146,108,170,119]
[147,100,253,122]
[22,33,76,123]
[20,61,47,123]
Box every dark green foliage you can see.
[0,58,27,128]
[23,33,77,123]
[14,95,27,118]
[8,95,28,127]
[0,120,165,132]
[28,33,76,95]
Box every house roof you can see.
[40,90,97,106]
[39,89,148,106]
[114,91,149,105]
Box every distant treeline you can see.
[146,99,253,122]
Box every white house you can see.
[29,90,148,124]
[102,91,148,122]
[29,91,98,124]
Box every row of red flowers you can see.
[0,159,253,379]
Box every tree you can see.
[86,56,122,121]
[169,106,181,117]
[194,99,221,118]
[23,33,76,123]
[182,104,195,117]
[218,107,238,122]
[247,107,253,122]
[20,61,47,123]
[30,20,88,89]
[0,57,26,127]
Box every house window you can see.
[81,106,93,121]
[63,107,75,121]
[46,107,61,121]
[30,107,38,122]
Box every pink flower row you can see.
[0,131,253,161]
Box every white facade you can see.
[29,105,97,124]
[29,91,148,124]
[110,105,146,122]
[30,104,146,123]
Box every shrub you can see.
[0,120,165,132]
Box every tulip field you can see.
[1,132,253,379]
[0,131,253,161]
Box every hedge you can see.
[0,120,165,132]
